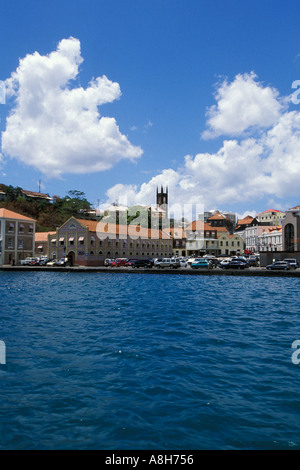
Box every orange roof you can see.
[213,226,229,232]
[0,208,36,221]
[237,215,254,225]
[207,211,231,221]
[35,232,55,242]
[185,220,228,232]
[262,226,282,234]
[76,219,171,240]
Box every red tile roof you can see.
[35,232,56,242]
[76,219,171,239]
[0,209,36,221]
[207,211,231,221]
[259,209,284,213]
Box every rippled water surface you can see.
[1,271,300,449]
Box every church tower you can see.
[156,186,168,219]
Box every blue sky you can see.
[1,0,300,219]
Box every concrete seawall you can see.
[1,266,300,277]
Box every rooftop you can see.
[0,208,36,222]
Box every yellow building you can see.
[218,233,244,256]
[0,209,36,265]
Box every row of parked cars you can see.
[104,257,185,269]
[104,255,259,270]
[21,256,69,267]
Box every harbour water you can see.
[1,271,300,450]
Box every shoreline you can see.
[1,265,300,277]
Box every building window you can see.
[18,239,24,250]
[8,238,13,249]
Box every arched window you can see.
[285,224,295,252]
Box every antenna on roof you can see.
[38,180,41,193]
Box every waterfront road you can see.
[1,265,300,277]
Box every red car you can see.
[111,258,128,267]
[125,259,137,267]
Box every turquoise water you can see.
[0,271,300,450]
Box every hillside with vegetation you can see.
[0,185,93,231]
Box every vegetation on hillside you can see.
[0,185,93,231]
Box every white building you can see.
[257,226,282,252]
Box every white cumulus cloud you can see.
[1,37,143,177]
[202,72,283,139]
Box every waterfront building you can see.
[35,231,56,257]
[0,209,36,265]
[256,209,285,226]
[282,206,300,252]
[244,225,279,253]
[257,226,282,252]
[185,221,227,256]
[217,233,244,256]
[163,227,186,257]
[45,217,173,266]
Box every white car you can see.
[219,258,231,268]
[21,257,36,265]
[56,258,68,266]
[155,258,181,269]
[47,259,58,266]
[179,259,188,267]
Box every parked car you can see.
[248,255,259,267]
[179,259,188,267]
[125,259,137,267]
[46,259,58,266]
[219,258,231,268]
[223,259,249,269]
[104,258,114,266]
[155,258,181,269]
[232,257,249,267]
[191,258,212,269]
[132,259,153,268]
[21,257,36,265]
[56,257,68,266]
[283,258,299,269]
[111,258,128,267]
[266,261,291,270]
